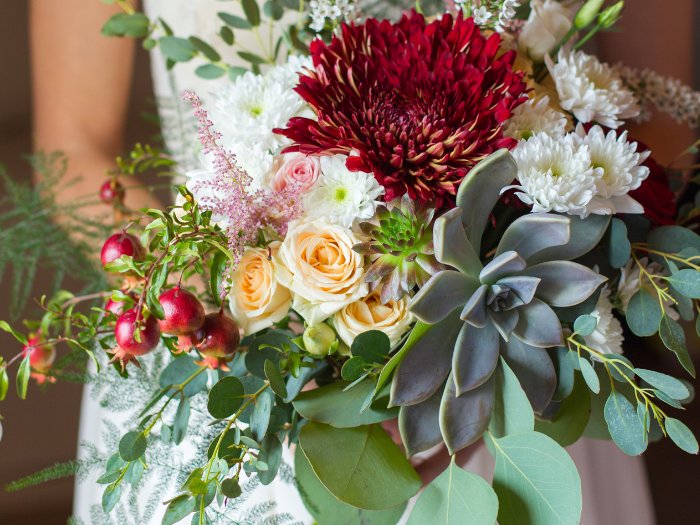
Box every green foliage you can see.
[489,359,534,438]
[207,376,244,419]
[536,374,591,447]
[604,390,647,455]
[4,460,80,492]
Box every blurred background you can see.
[0,1,698,524]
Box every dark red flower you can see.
[629,143,676,225]
[275,12,527,207]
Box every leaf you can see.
[257,434,283,485]
[634,368,689,400]
[220,478,242,498]
[264,359,287,398]
[667,268,700,298]
[241,0,261,26]
[341,356,369,381]
[351,330,391,363]
[659,316,696,377]
[0,320,27,344]
[501,337,557,414]
[604,390,647,455]
[398,387,443,457]
[188,36,221,62]
[452,321,499,395]
[101,12,150,37]
[101,483,122,513]
[218,12,252,29]
[172,397,190,445]
[665,417,699,454]
[207,376,245,419]
[491,431,582,525]
[159,356,208,397]
[0,367,9,401]
[573,315,597,336]
[376,321,430,394]
[496,214,571,262]
[578,356,600,393]
[299,422,421,510]
[647,226,700,261]
[119,431,147,462]
[195,64,226,79]
[535,374,591,447]
[440,372,495,454]
[162,494,196,525]
[609,218,631,268]
[489,359,535,438]
[294,447,406,525]
[250,390,272,441]
[158,36,197,62]
[551,347,575,402]
[626,288,662,337]
[294,380,397,428]
[407,459,498,525]
[16,355,30,399]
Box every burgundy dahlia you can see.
[275,12,527,207]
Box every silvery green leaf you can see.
[578,356,600,394]
[659,316,695,377]
[433,208,482,276]
[634,369,689,400]
[479,251,527,284]
[452,321,500,395]
[665,417,699,454]
[512,298,564,348]
[489,309,520,341]
[439,372,495,455]
[669,286,694,321]
[496,276,540,306]
[390,312,462,407]
[489,358,534,438]
[535,375,591,447]
[409,271,478,324]
[604,390,647,455]
[496,213,570,261]
[456,149,518,253]
[460,284,489,327]
[647,225,700,264]
[625,288,662,337]
[667,268,700,298]
[551,347,575,402]
[523,261,606,307]
[608,218,631,268]
[398,386,443,457]
[573,314,597,336]
[527,214,610,265]
[502,337,557,414]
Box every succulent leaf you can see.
[409,271,480,325]
[513,299,564,348]
[502,338,557,414]
[452,321,500,395]
[527,214,611,265]
[496,214,571,261]
[434,208,482,276]
[523,261,607,307]
[479,251,527,284]
[398,387,443,457]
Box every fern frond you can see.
[4,459,80,492]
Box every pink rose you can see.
[270,153,320,192]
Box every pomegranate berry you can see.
[100,232,145,269]
[158,287,205,336]
[194,312,241,370]
[112,309,161,369]
[22,333,56,384]
[99,179,125,205]
[104,294,135,318]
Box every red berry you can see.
[100,232,145,269]
[22,333,56,372]
[158,287,205,336]
[99,179,125,205]
[105,294,134,317]
[114,309,161,358]
[194,312,240,370]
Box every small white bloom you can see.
[309,0,358,32]
[518,0,572,61]
[546,50,640,128]
[508,132,599,217]
[573,124,650,215]
[496,0,521,32]
[304,155,384,227]
[504,96,569,140]
[472,6,493,26]
[617,257,679,320]
[585,286,624,360]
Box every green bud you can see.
[574,0,605,29]
[598,1,624,29]
[302,324,337,357]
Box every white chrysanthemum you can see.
[304,155,384,227]
[585,286,624,360]
[546,50,640,128]
[574,124,650,215]
[508,133,599,217]
[617,257,680,320]
[504,96,569,140]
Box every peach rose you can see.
[270,153,321,193]
[333,291,413,348]
[275,218,368,324]
[229,242,292,335]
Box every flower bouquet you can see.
[3,1,700,524]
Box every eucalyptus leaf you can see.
[258,434,283,485]
[163,494,196,525]
[665,417,699,454]
[264,359,287,399]
[159,356,208,397]
[578,356,600,393]
[551,347,575,402]
[207,376,244,419]
[608,218,631,268]
[634,368,689,400]
[119,431,147,462]
[218,12,252,29]
[351,330,391,363]
[489,359,535,438]
[159,36,197,62]
[242,0,261,26]
[626,288,662,337]
[573,315,597,336]
[250,390,273,441]
[535,374,591,447]
[195,64,226,79]
[604,390,647,455]
[172,397,191,445]
[101,483,122,514]
[667,268,700,298]
[16,355,30,400]
[659,316,695,377]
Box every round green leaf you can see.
[573,314,597,336]
[299,422,421,510]
[668,268,700,298]
[341,356,369,381]
[626,288,662,337]
[634,368,689,400]
[162,494,195,525]
[159,356,208,397]
[263,359,287,398]
[101,483,122,513]
[258,434,283,485]
[608,218,631,268]
[351,330,391,363]
[158,36,196,62]
[207,377,245,419]
[665,417,699,454]
[604,390,647,455]
[119,431,147,462]
[250,390,272,441]
[535,374,591,447]
[195,64,226,79]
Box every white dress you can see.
[73,2,656,523]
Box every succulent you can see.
[354,194,443,303]
[390,150,612,456]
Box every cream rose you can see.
[334,292,414,348]
[275,218,368,324]
[229,242,292,335]
[518,0,572,62]
[270,152,321,193]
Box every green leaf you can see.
[667,268,700,298]
[489,359,534,438]
[294,447,406,525]
[263,0,285,20]
[351,330,391,363]
[163,494,196,525]
[220,478,242,498]
[207,377,245,419]
[573,315,597,336]
[551,347,575,402]
[626,288,662,337]
[220,26,235,45]
[159,356,208,397]
[299,422,421,510]
[604,390,647,455]
[101,483,122,513]
[172,397,191,445]
[250,390,272,441]
[258,434,283,485]
[241,0,261,26]
[376,321,431,394]
[293,380,397,428]
[119,431,147,462]
[407,459,498,525]
[578,356,600,393]
[195,64,226,79]
[209,251,227,307]
[608,218,631,268]
[159,36,197,62]
[634,368,689,400]
[659,315,696,377]
[647,226,700,261]
[16,355,30,399]
[188,37,221,62]
[237,51,267,65]
[101,12,150,38]
[0,367,9,401]
[217,12,252,29]
[263,359,287,398]
[0,320,28,344]
[535,374,591,447]
[341,356,369,381]
[490,431,582,525]
[665,417,699,454]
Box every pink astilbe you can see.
[183,91,302,266]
